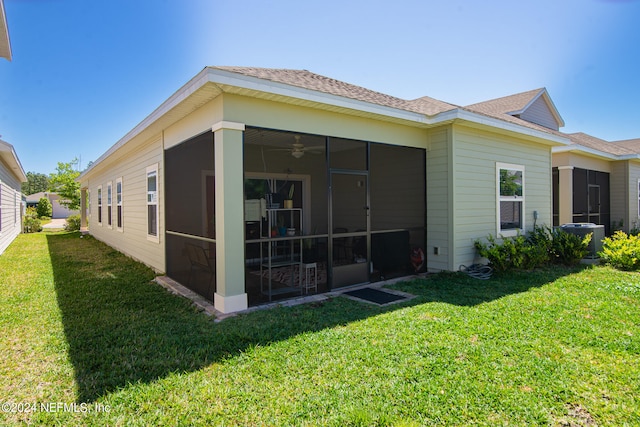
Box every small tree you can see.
[23,207,42,233]
[49,159,81,210]
[36,197,53,218]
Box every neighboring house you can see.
[465,87,640,236]
[0,139,27,255]
[552,133,640,234]
[0,0,12,61]
[25,192,79,219]
[77,66,569,314]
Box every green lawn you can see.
[1,231,638,426]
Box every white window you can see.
[497,163,525,236]
[97,186,102,225]
[116,177,123,231]
[107,182,113,228]
[147,164,159,241]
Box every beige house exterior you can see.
[552,133,640,234]
[78,67,569,314]
[0,139,26,255]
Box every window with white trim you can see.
[97,186,102,225]
[497,163,524,235]
[147,164,159,240]
[107,181,112,227]
[116,177,123,230]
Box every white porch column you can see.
[80,187,88,231]
[212,121,248,314]
[558,166,574,225]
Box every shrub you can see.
[474,232,547,272]
[599,231,640,271]
[36,197,52,218]
[475,226,592,272]
[550,228,592,266]
[23,207,43,233]
[65,214,82,231]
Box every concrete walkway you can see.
[42,218,67,229]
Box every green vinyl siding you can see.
[452,124,552,269]
[426,128,451,271]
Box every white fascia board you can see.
[79,68,213,180]
[552,144,620,160]
[438,109,570,146]
[79,68,569,180]
[0,139,27,182]
[205,68,430,125]
[206,69,568,146]
[618,154,640,161]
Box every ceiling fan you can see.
[271,135,324,158]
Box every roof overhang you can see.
[80,67,570,179]
[0,0,12,61]
[552,144,640,162]
[0,139,27,182]
[437,108,570,146]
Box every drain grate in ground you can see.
[343,287,411,305]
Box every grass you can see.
[0,231,638,426]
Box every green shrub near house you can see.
[23,207,43,233]
[599,231,640,271]
[475,226,591,272]
[64,214,81,231]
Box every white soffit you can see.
[81,67,570,178]
[0,139,27,182]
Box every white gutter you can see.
[79,69,214,179]
[206,68,432,125]
[80,67,571,179]
[434,108,570,146]
[552,144,623,161]
[0,139,27,182]
[208,68,569,145]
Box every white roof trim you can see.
[80,68,570,179]
[441,109,570,145]
[206,67,431,125]
[551,144,640,162]
[0,139,27,182]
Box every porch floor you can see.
[155,274,425,322]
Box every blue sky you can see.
[1,0,639,174]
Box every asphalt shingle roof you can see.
[465,88,544,116]
[211,67,640,156]
[210,66,458,116]
[565,132,635,156]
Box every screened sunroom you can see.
[164,126,426,307]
